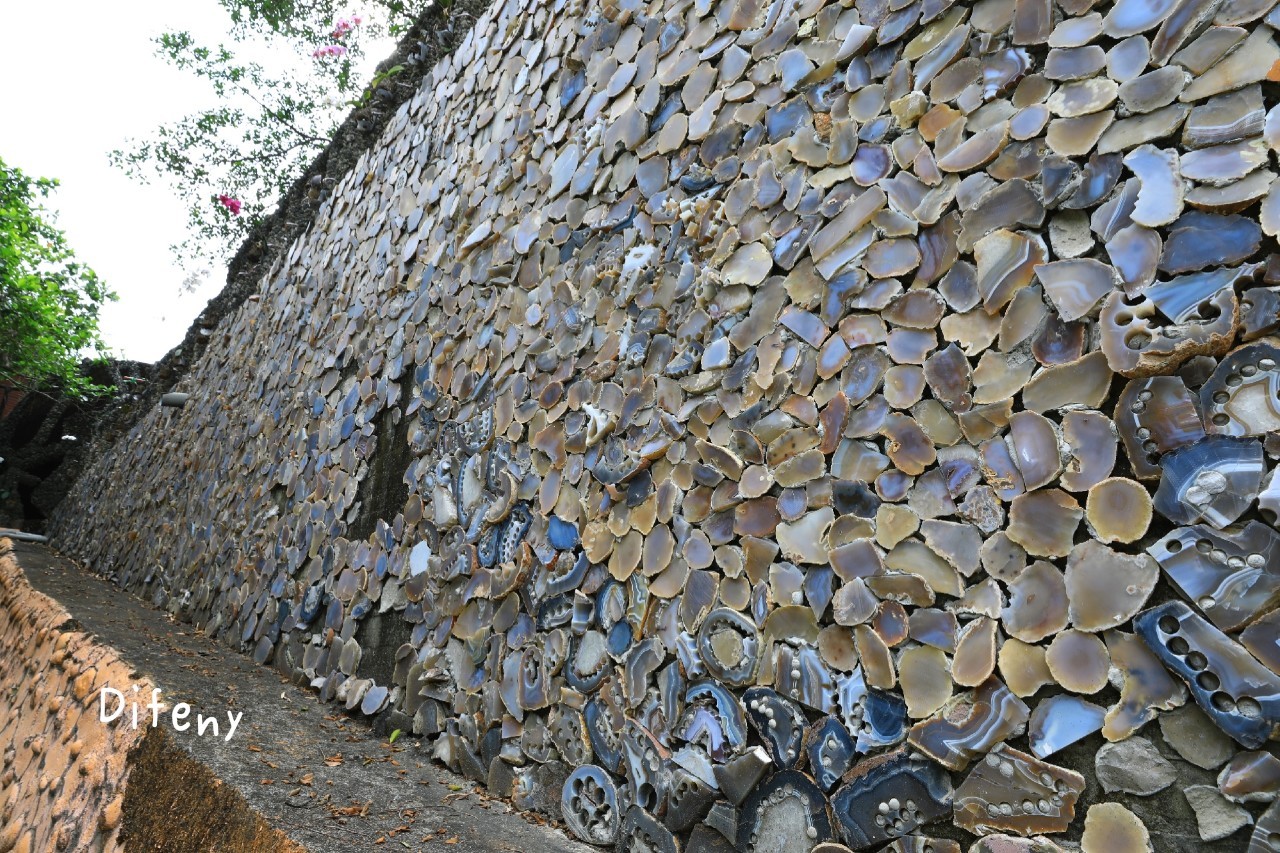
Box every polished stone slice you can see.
[561,765,620,845]
[1028,695,1105,758]
[1103,629,1188,741]
[999,639,1055,699]
[1022,351,1114,412]
[737,769,835,852]
[1066,541,1160,632]
[804,717,857,793]
[1136,601,1280,748]
[1200,342,1280,437]
[1006,490,1082,559]
[899,646,953,719]
[1105,225,1161,293]
[1159,212,1262,273]
[745,687,807,768]
[1118,66,1188,114]
[1108,35,1152,82]
[1103,0,1179,36]
[1046,111,1116,156]
[1033,259,1118,322]
[830,749,954,850]
[1081,803,1151,853]
[953,617,999,688]
[975,230,1047,313]
[1153,436,1265,529]
[1177,138,1269,185]
[1060,410,1118,492]
[1173,26,1248,75]
[1123,145,1183,227]
[1045,45,1106,81]
[1046,629,1110,694]
[953,743,1084,836]
[1148,521,1280,633]
[1219,750,1280,803]
[1097,104,1191,155]
[1007,412,1061,492]
[908,679,1030,771]
[1002,561,1068,644]
[1114,375,1206,480]
[1047,79,1119,117]
[1085,477,1152,544]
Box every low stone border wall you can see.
[0,539,299,852]
[0,538,144,852]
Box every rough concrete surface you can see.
[8,540,589,852]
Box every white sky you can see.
[0,1,392,362]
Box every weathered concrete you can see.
[5,540,589,852]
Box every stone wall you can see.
[44,0,1280,848]
[0,539,141,852]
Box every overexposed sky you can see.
[0,1,391,362]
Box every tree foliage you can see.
[111,1,423,269]
[0,158,115,398]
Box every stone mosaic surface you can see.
[0,540,149,852]
[46,0,1280,846]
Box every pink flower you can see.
[312,44,349,58]
[217,194,242,215]
[331,15,363,37]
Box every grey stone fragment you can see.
[705,801,739,843]
[1159,704,1236,769]
[967,836,1069,852]
[714,745,771,804]
[1184,784,1253,841]
[1095,736,1177,795]
[488,756,517,798]
[686,824,737,852]
[513,761,570,820]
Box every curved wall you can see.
[50,0,1280,847]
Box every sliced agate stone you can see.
[908,678,1031,771]
[1149,521,1280,633]
[1114,375,1205,480]
[953,743,1084,836]
[1153,436,1266,529]
[1200,343,1280,437]
[1136,601,1280,748]
[745,687,807,768]
[1028,695,1106,758]
[619,806,680,853]
[737,770,835,853]
[1219,750,1280,803]
[804,717,858,792]
[831,749,955,850]
[561,765,621,845]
